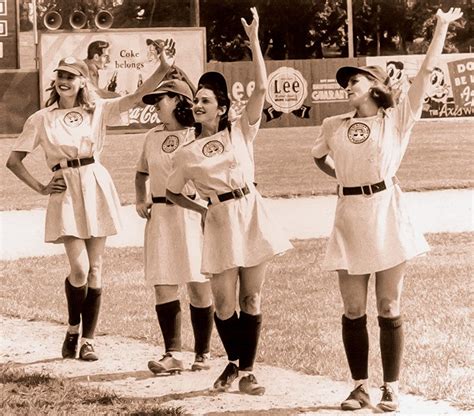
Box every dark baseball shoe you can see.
[213,362,239,391]
[191,353,210,371]
[148,353,184,374]
[377,385,399,412]
[61,332,79,359]
[238,373,265,396]
[79,341,98,361]
[341,384,371,410]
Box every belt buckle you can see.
[361,184,373,197]
[232,188,243,199]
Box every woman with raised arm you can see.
[136,79,213,375]
[166,7,292,395]
[311,8,463,412]
[6,40,176,362]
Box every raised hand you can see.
[436,7,463,25]
[159,38,176,68]
[241,7,259,41]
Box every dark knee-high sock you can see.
[81,287,102,339]
[190,304,213,355]
[378,315,404,382]
[239,311,262,372]
[64,278,87,327]
[156,300,182,352]
[342,314,369,380]
[214,311,240,362]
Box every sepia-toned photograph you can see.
[1,0,472,414]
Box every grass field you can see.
[1,120,473,210]
[0,364,183,415]
[1,233,472,409]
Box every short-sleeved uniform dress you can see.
[13,99,127,244]
[167,110,293,275]
[311,96,429,275]
[136,125,206,285]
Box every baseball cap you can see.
[54,56,90,78]
[336,65,390,89]
[142,79,193,105]
[198,71,228,96]
[146,38,165,52]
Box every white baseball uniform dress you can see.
[12,99,127,243]
[167,110,293,275]
[311,95,429,275]
[136,125,207,285]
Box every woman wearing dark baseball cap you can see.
[6,40,179,362]
[312,7,462,413]
[166,7,292,395]
[136,78,214,375]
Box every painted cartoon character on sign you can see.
[386,61,411,103]
[425,66,450,103]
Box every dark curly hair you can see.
[152,93,194,127]
[194,81,231,137]
[367,76,395,109]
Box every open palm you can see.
[436,7,463,24]
[241,7,259,40]
[159,38,176,68]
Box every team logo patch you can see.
[162,135,180,153]
[64,111,83,127]
[348,122,370,144]
[202,140,224,157]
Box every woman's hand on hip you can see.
[41,176,67,195]
[136,201,152,219]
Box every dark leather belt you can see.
[152,195,195,205]
[342,177,396,196]
[51,157,95,172]
[208,185,250,205]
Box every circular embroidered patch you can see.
[162,135,180,153]
[347,122,370,144]
[64,111,83,127]
[202,140,224,157]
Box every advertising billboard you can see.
[38,28,206,130]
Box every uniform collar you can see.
[47,102,60,112]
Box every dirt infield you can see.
[1,315,467,415]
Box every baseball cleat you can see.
[213,362,238,391]
[79,341,99,361]
[148,353,184,374]
[191,353,210,371]
[238,373,265,395]
[341,384,371,410]
[61,332,79,359]
[377,385,399,412]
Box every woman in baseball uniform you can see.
[311,8,462,412]
[166,7,292,395]
[6,41,176,361]
[135,79,213,374]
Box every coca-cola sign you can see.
[128,104,161,127]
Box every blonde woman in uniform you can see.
[166,7,292,395]
[6,41,176,361]
[135,79,213,374]
[311,8,463,412]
